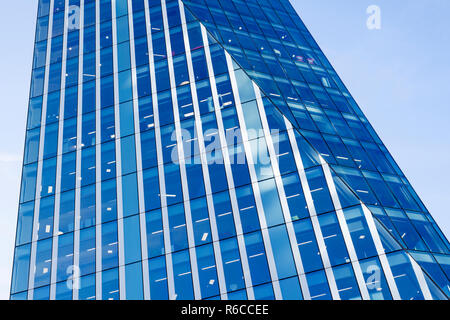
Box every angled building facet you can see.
[11,0,450,300]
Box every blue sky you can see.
[0,0,448,299]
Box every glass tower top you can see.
[11,0,450,300]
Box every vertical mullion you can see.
[225,52,282,300]
[110,0,126,301]
[252,84,311,300]
[320,161,371,300]
[360,204,401,299]
[28,0,56,300]
[285,119,341,300]
[408,254,433,300]
[50,0,70,300]
[73,0,85,301]
[126,0,151,300]
[179,1,227,300]
[160,0,201,300]
[200,24,255,300]
[143,0,175,299]
[95,0,102,300]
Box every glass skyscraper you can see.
[11,0,450,300]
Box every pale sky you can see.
[0,0,448,300]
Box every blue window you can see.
[244,231,271,286]
[407,211,448,254]
[185,160,206,199]
[64,86,78,119]
[146,209,165,258]
[102,268,120,300]
[292,218,323,273]
[385,208,427,251]
[80,184,96,228]
[122,173,139,217]
[84,25,96,54]
[228,144,251,187]
[318,212,350,266]
[100,47,114,77]
[142,167,160,212]
[250,138,273,181]
[79,227,96,276]
[101,178,117,223]
[55,281,72,300]
[138,95,154,132]
[37,195,55,240]
[253,283,275,300]
[220,237,245,293]
[27,96,43,129]
[148,256,169,300]
[102,221,119,270]
[43,122,58,159]
[34,285,50,300]
[387,252,425,300]
[56,233,74,283]
[36,16,49,43]
[121,135,137,175]
[16,202,34,246]
[134,37,149,67]
[206,150,229,194]
[118,41,131,72]
[359,257,392,300]
[196,79,214,115]
[124,215,142,264]
[343,206,378,260]
[196,244,220,298]
[173,54,189,87]
[137,65,151,97]
[119,70,133,103]
[306,269,332,300]
[155,60,170,92]
[101,141,116,181]
[46,91,60,124]
[235,185,260,233]
[213,191,236,239]
[100,106,115,143]
[125,262,144,300]
[190,197,211,245]
[81,112,96,148]
[280,277,303,300]
[166,0,181,28]
[164,163,183,206]
[157,90,174,126]
[20,163,37,203]
[34,238,52,288]
[11,244,31,294]
[24,128,40,165]
[168,203,188,252]
[268,225,297,279]
[59,190,75,234]
[281,173,309,221]
[81,146,96,187]
[61,152,76,192]
[173,250,194,300]
[333,264,362,300]
[141,130,158,169]
[305,166,334,214]
[191,48,209,81]
[79,274,96,300]
[259,178,285,227]
[101,75,114,108]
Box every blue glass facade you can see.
[11,0,450,300]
